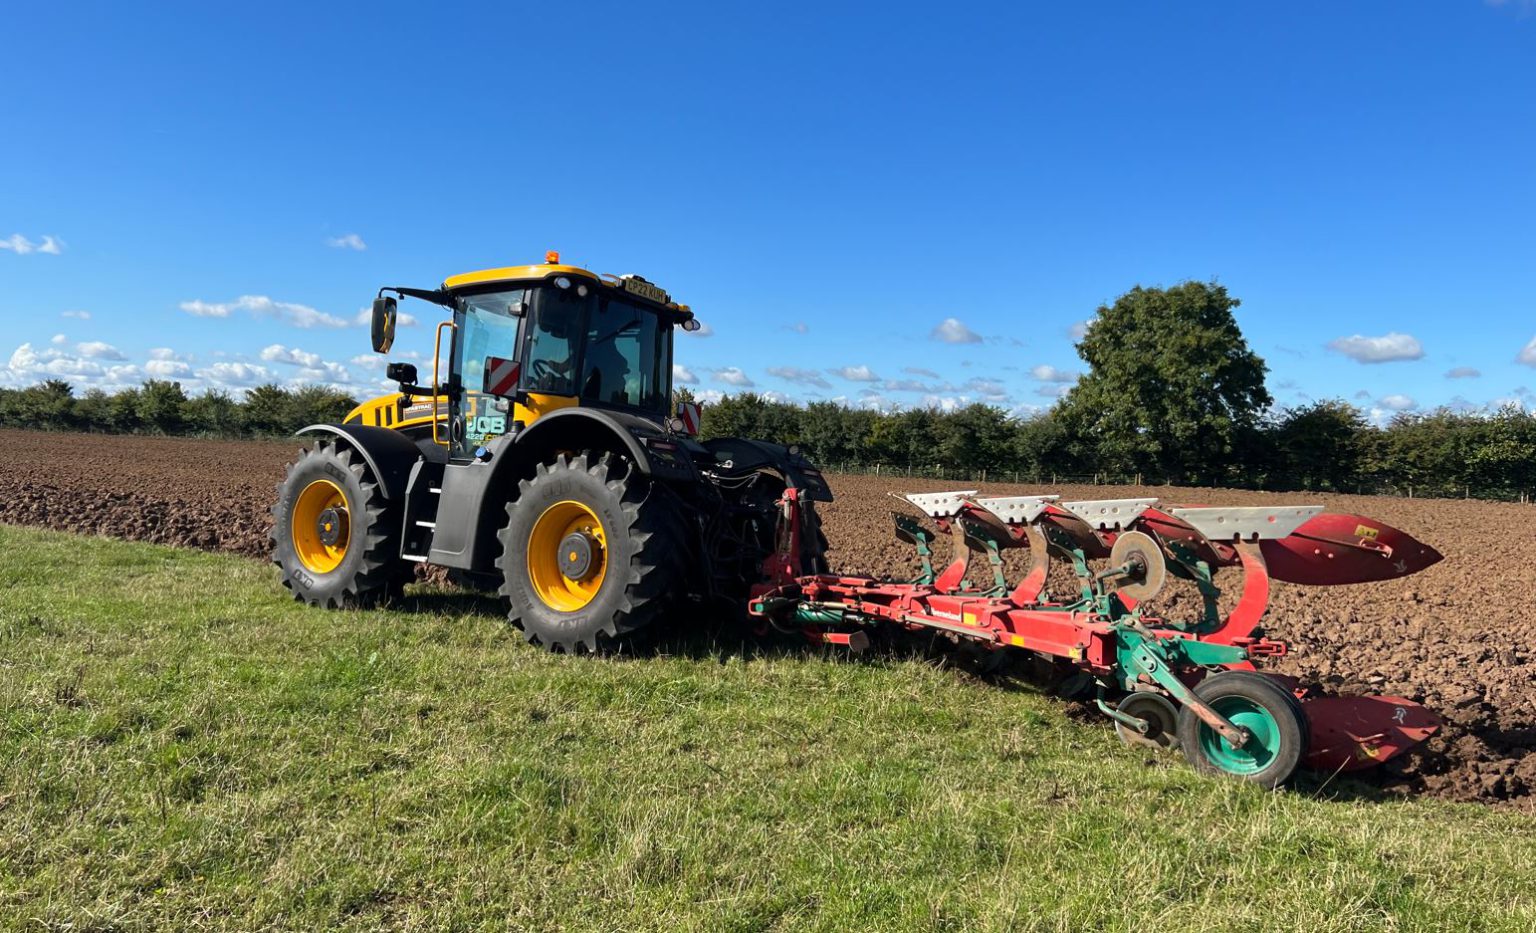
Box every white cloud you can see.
[830,365,881,382]
[50,334,67,346]
[1519,336,1536,367]
[1035,383,1074,398]
[180,299,232,318]
[197,361,274,387]
[922,395,967,413]
[1030,364,1078,383]
[8,342,99,378]
[182,295,350,328]
[672,363,699,385]
[76,341,127,361]
[260,344,323,368]
[767,366,832,389]
[144,359,193,378]
[1069,319,1093,340]
[1445,367,1481,379]
[148,347,191,362]
[786,322,809,334]
[714,367,754,387]
[0,234,63,255]
[930,317,982,344]
[290,362,354,385]
[695,388,725,405]
[904,366,941,379]
[881,378,945,393]
[1326,332,1425,364]
[60,310,90,320]
[685,322,714,337]
[963,377,1011,402]
[327,233,367,251]
[1377,393,1418,411]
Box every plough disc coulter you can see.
[750,490,1444,787]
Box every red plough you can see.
[751,490,1443,787]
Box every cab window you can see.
[581,297,668,411]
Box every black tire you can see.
[1177,671,1309,788]
[497,452,686,653]
[799,499,831,574]
[271,441,403,609]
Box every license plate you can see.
[622,277,669,304]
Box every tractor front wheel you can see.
[271,441,403,608]
[497,452,685,653]
[1177,671,1308,788]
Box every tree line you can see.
[693,392,1536,500]
[0,379,357,438]
[3,281,1532,500]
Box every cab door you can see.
[450,288,527,460]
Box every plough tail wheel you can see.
[1177,671,1308,788]
[1115,692,1180,751]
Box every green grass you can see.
[2,526,1535,930]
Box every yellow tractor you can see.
[270,252,831,652]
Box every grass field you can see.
[4,526,1536,930]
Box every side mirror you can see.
[681,318,702,333]
[386,362,418,386]
[371,296,397,353]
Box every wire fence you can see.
[817,462,1534,504]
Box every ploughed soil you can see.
[3,428,1532,807]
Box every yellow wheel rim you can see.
[526,500,607,612]
[291,479,350,574]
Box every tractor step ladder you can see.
[399,461,444,562]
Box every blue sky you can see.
[2,1,1534,423]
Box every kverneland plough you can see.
[751,490,1444,787]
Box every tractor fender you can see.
[508,407,700,483]
[701,437,834,502]
[294,423,429,501]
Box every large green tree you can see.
[1057,281,1271,482]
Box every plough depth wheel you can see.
[1177,672,1308,788]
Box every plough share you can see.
[751,490,1444,787]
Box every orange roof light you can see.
[545,250,560,264]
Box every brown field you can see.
[3,428,1532,807]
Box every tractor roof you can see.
[441,257,689,320]
[443,263,600,291]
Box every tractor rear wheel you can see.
[497,452,685,653]
[271,441,403,608]
[1177,671,1309,788]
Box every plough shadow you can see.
[393,586,1420,806]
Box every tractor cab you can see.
[356,251,701,460]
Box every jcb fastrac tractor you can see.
[271,252,830,652]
